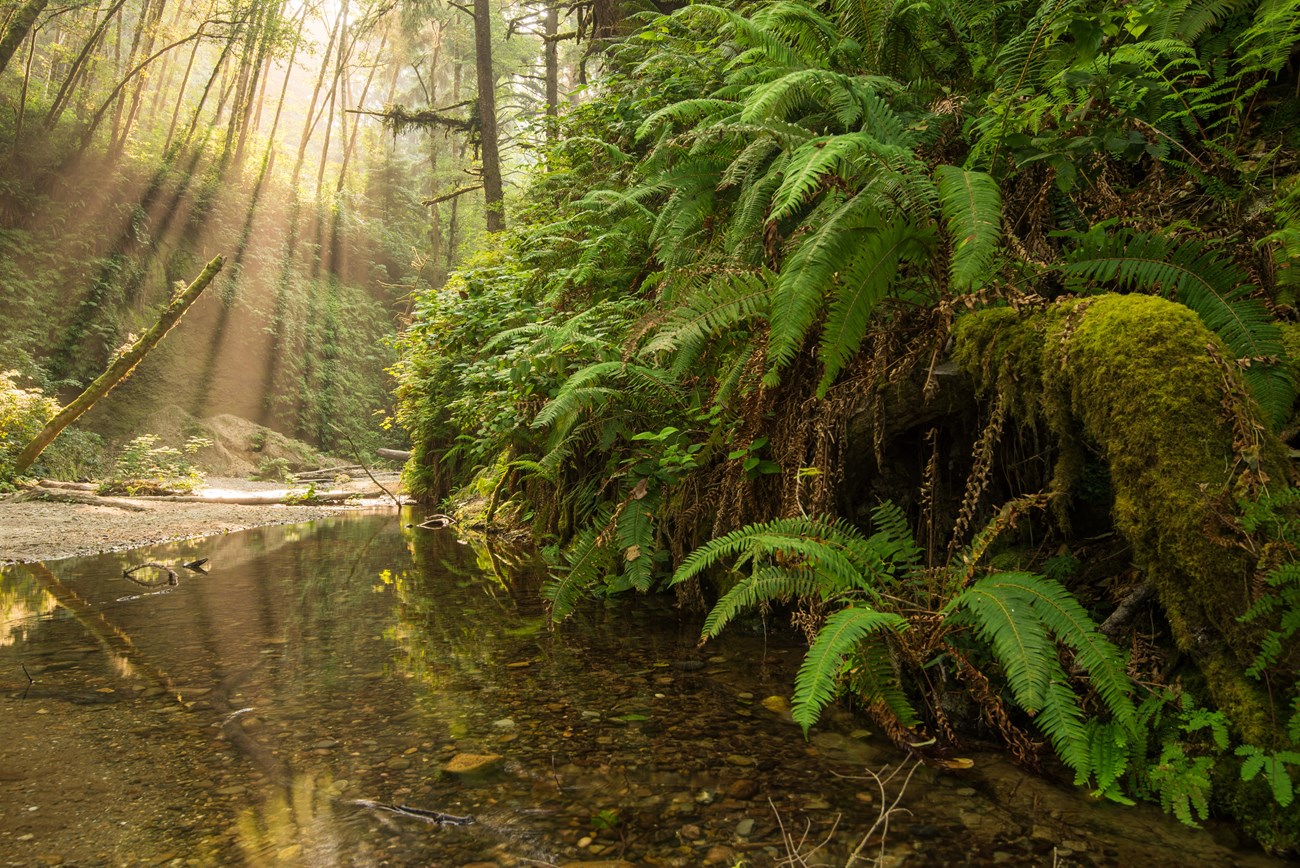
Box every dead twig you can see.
[122,562,178,587]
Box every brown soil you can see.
[0,476,396,564]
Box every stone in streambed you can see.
[443,753,502,775]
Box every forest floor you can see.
[0,476,400,564]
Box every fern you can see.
[1149,743,1216,825]
[934,165,1002,291]
[543,513,614,622]
[700,565,822,638]
[791,606,908,733]
[948,571,1137,780]
[817,219,930,395]
[1236,745,1300,807]
[1062,229,1294,428]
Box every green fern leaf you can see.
[792,605,907,733]
[700,565,821,639]
[949,576,1055,712]
[977,572,1136,729]
[816,220,928,395]
[934,165,1002,291]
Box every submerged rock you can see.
[443,753,503,775]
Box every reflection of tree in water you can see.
[235,772,346,867]
[0,566,59,647]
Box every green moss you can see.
[954,295,1282,744]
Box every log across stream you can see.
[0,511,1283,865]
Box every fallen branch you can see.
[1101,582,1156,636]
[37,480,98,491]
[122,562,178,586]
[329,424,399,506]
[15,256,224,474]
[417,514,456,529]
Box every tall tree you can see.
[472,0,503,231]
[0,0,47,77]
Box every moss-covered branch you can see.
[14,256,224,474]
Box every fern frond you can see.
[935,165,1002,291]
[616,499,657,592]
[1035,668,1092,779]
[1062,229,1294,428]
[975,572,1136,729]
[766,192,881,384]
[792,605,907,733]
[949,576,1055,712]
[846,637,921,728]
[700,565,822,639]
[817,220,927,395]
[543,515,613,623]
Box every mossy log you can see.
[952,294,1292,745]
[14,256,224,474]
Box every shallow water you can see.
[0,511,1283,866]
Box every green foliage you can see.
[0,371,58,489]
[671,501,1138,784]
[100,434,210,496]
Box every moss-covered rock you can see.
[955,294,1300,850]
[953,295,1287,742]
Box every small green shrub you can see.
[100,434,211,496]
[0,371,57,489]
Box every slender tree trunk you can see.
[472,0,503,231]
[0,0,46,77]
[291,0,343,185]
[13,24,36,143]
[313,4,345,195]
[163,29,200,150]
[335,28,385,193]
[109,0,153,145]
[116,0,170,151]
[544,1,558,140]
[146,0,188,123]
[14,256,224,475]
[44,0,128,129]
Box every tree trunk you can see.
[0,0,47,77]
[335,28,385,193]
[14,256,224,475]
[473,0,504,231]
[13,24,36,143]
[44,0,128,130]
[544,1,558,140]
[291,0,343,186]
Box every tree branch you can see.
[422,184,483,206]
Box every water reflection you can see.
[0,512,1285,866]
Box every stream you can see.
[0,510,1285,866]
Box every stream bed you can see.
[0,510,1285,866]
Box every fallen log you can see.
[37,480,98,491]
[129,487,387,505]
[10,487,151,511]
[377,448,411,461]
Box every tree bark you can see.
[544,1,558,139]
[473,0,504,231]
[14,256,224,475]
[0,0,47,77]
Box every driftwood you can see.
[293,465,365,481]
[36,480,98,491]
[122,562,179,586]
[129,487,386,505]
[417,514,456,529]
